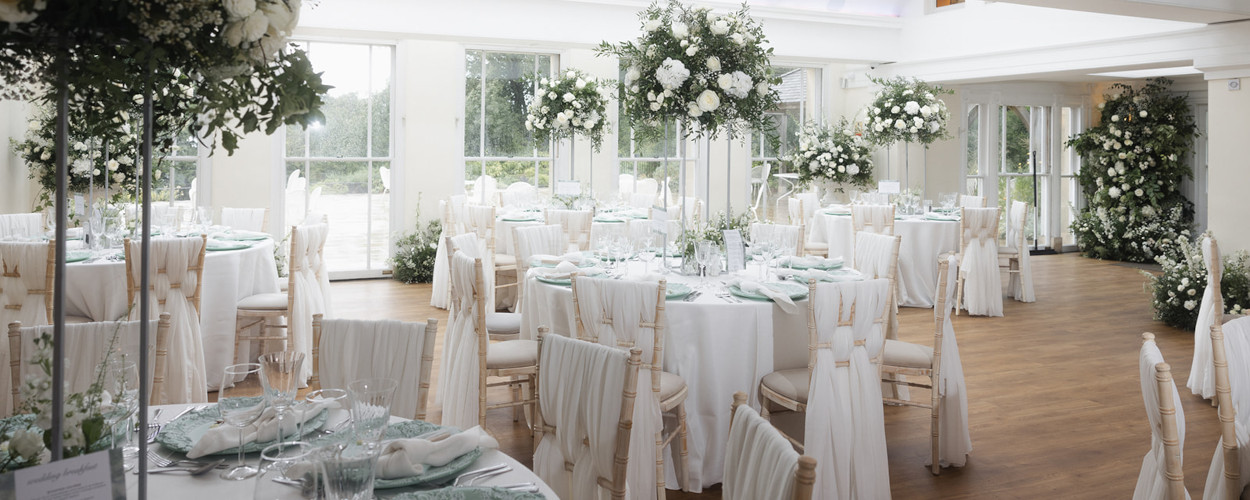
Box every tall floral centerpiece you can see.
[786,118,874,197]
[864,76,952,198]
[1067,78,1197,262]
[525,68,613,190]
[600,0,781,215]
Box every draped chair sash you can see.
[547,209,594,252]
[0,241,52,328]
[0,214,42,240]
[1190,236,1223,399]
[317,318,431,419]
[853,232,901,339]
[431,200,454,310]
[220,208,267,232]
[960,207,1002,317]
[438,250,484,429]
[515,225,566,272]
[723,404,802,500]
[128,236,207,403]
[851,204,894,235]
[1134,336,1190,500]
[1005,201,1035,302]
[289,223,331,383]
[1205,317,1250,498]
[448,233,493,310]
[10,320,160,410]
[934,255,972,467]
[804,278,892,500]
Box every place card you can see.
[723,229,745,273]
[73,195,84,218]
[877,180,900,194]
[651,207,668,236]
[556,180,580,196]
[3,449,124,500]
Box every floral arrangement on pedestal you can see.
[525,68,613,151]
[1143,232,1250,330]
[864,76,952,147]
[1067,78,1198,262]
[13,107,141,210]
[599,0,780,140]
[786,118,874,190]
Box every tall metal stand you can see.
[50,47,68,462]
[137,61,155,497]
[661,121,670,273]
[725,137,732,215]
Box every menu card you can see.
[878,180,900,194]
[651,207,667,236]
[4,449,124,500]
[723,229,745,273]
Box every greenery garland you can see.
[598,0,781,141]
[864,76,952,147]
[1067,78,1197,262]
[785,118,874,190]
[1143,233,1250,330]
[525,68,614,152]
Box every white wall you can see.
[1206,76,1250,252]
[0,100,35,214]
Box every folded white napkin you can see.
[775,267,831,282]
[375,426,499,479]
[785,255,845,268]
[532,252,584,265]
[532,261,602,280]
[627,273,664,283]
[730,279,799,313]
[187,401,334,458]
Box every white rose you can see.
[650,102,662,111]
[1107,167,1116,176]
[241,10,269,42]
[1184,299,1197,311]
[672,22,689,39]
[224,22,246,46]
[566,70,575,79]
[696,89,720,112]
[1139,110,1148,118]
[717,73,734,90]
[731,33,745,45]
[904,101,920,115]
[1108,186,1121,198]
[913,117,924,127]
[224,0,256,20]
[261,0,300,33]
[541,77,549,85]
[687,103,703,117]
[686,46,698,56]
[10,429,43,461]
[113,172,126,184]
[847,164,859,175]
[548,92,557,99]
[891,105,900,114]
[563,92,574,102]
[644,19,661,32]
[894,119,906,130]
[756,81,770,96]
[1135,188,1144,197]
[107,159,120,171]
[575,79,586,89]
[705,56,721,72]
[1111,115,1120,122]
[712,20,730,35]
[873,123,884,132]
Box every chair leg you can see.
[511,376,521,422]
[955,275,965,315]
[677,402,690,492]
[656,428,667,500]
[931,394,941,476]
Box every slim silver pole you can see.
[661,121,670,273]
[137,63,155,498]
[725,137,732,215]
[50,48,68,462]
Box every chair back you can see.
[124,235,208,403]
[220,207,269,233]
[933,255,972,468]
[750,223,804,257]
[312,315,438,421]
[725,392,816,500]
[534,334,641,500]
[851,204,895,236]
[959,194,986,208]
[1209,318,1250,500]
[853,232,901,289]
[446,233,494,311]
[1006,201,1028,252]
[7,314,171,414]
[0,214,43,239]
[635,178,659,199]
[630,193,656,210]
[1136,333,1188,500]
[0,241,54,328]
[464,205,498,256]
[514,225,566,276]
[619,174,636,196]
[502,182,538,208]
[440,250,490,430]
[287,223,331,383]
[470,175,499,205]
[751,162,772,184]
[546,209,593,252]
[958,207,1003,317]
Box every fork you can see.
[452,463,510,487]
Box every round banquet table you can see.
[62,238,279,390]
[808,210,959,307]
[127,404,556,499]
[518,260,825,491]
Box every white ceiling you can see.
[991,0,1250,24]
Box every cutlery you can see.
[497,482,539,492]
[452,463,509,487]
[146,459,224,475]
[682,291,701,302]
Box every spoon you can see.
[146,459,224,475]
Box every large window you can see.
[464,50,554,202]
[751,66,821,218]
[155,131,203,208]
[284,41,394,276]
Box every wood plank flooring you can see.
[330,253,1216,499]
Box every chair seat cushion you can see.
[659,371,687,402]
[237,292,289,310]
[495,254,517,268]
[998,246,1019,257]
[760,368,809,404]
[487,339,538,369]
[804,241,829,251]
[65,315,94,325]
[882,339,934,369]
[485,312,521,336]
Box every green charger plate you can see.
[391,487,543,500]
[534,268,603,286]
[155,405,328,456]
[219,231,269,241]
[66,250,92,263]
[781,257,843,271]
[366,421,483,489]
[206,240,253,251]
[665,282,692,300]
[728,281,808,302]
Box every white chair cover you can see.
[502,182,538,208]
[220,207,267,232]
[804,278,892,500]
[1005,201,1035,303]
[933,255,972,468]
[796,192,820,221]
[1205,316,1250,499]
[1134,336,1190,500]
[431,196,471,310]
[723,404,801,500]
[7,320,160,414]
[750,223,803,257]
[630,193,656,210]
[470,175,498,205]
[514,225,565,273]
[128,237,208,403]
[960,208,1002,317]
[440,251,485,430]
[0,214,42,239]
[959,195,985,208]
[285,171,308,228]
[547,209,593,252]
[853,232,901,340]
[0,241,50,328]
[534,334,631,500]
[1189,236,1222,399]
[635,178,659,200]
[851,204,894,235]
[289,224,332,383]
[620,174,636,197]
[572,277,663,499]
[316,318,432,419]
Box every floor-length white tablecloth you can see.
[62,239,279,390]
[128,404,556,499]
[810,212,960,307]
[519,263,812,491]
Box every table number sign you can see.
[723,229,745,273]
[2,449,124,500]
[650,207,668,236]
[556,180,580,196]
[73,195,85,218]
[877,180,901,194]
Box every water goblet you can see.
[297,388,348,438]
[104,359,139,467]
[348,378,397,445]
[259,351,305,451]
[195,206,212,234]
[319,440,380,500]
[254,441,319,500]
[695,240,714,277]
[638,246,656,274]
[219,363,266,480]
[87,210,105,251]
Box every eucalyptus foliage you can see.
[864,76,952,147]
[525,68,614,151]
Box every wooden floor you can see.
[330,253,1218,499]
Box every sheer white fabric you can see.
[7,320,159,412]
[439,251,484,430]
[853,232,900,340]
[220,208,266,232]
[1205,317,1250,499]
[0,214,42,239]
[959,195,985,208]
[1134,336,1190,500]
[572,276,663,499]
[470,176,498,205]
[431,196,470,310]
[749,223,803,257]
[1004,201,1035,303]
[804,278,892,500]
[851,205,894,236]
[723,404,801,500]
[514,225,565,272]
[547,210,594,252]
[0,241,51,328]
[288,224,332,383]
[1189,236,1222,399]
[534,334,631,500]
[620,174,636,196]
[788,198,804,226]
[631,193,657,210]
[960,208,1002,317]
[636,178,659,200]
[932,255,972,468]
[502,182,538,208]
[316,318,432,419]
[796,192,820,222]
[127,237,207,403]
[447,233,494,308]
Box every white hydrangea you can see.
[655,58,690,91]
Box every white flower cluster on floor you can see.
[1143,232,1250,330]
[865,76,951,147]
[525,68,613,151]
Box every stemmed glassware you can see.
[259,351,305,452]
[296,388,347,439]
[219,362,266,480]
[87,209,105,251]
[104,359,139,467]
[695,240,714,278]
[195,206,212,234]
[104,215,124,250]
[254,441,318,500]
[347,378,397,446]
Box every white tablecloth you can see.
[519,262,812,491]
[809,212,960,307]
[495,217,636,257]
[63,239,279,390]
[128,404,556,499]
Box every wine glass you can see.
[195,206,212,234]
[752,241,773,281]
[695,240,714,278]
[296,388,347,439]
[104,359,139,467]
[219,363,266,480]
[254,441,319,500]
[87,209,105,251]
[259,351,305,452]
[638,245,656,274]
[104,216,124,249]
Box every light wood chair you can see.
[788,198,828,258]
[545,209,594,252]
[446,235,521,342]
[0,240,91,326]
[310,314,438,421]
[233,228,301,362]
[534,334,641,500]
[465,205,516,298]
[851,204,895,241]
[958,194,987,208]
[999,201,1035,303]
[0,213,42,239]
[1136,333,1187,500]
[511,225,565,315]
[1210,321,1244,500]
[726,392,817,500]
[8,313,171,413]
[124,235,207,318]
[853,231,902,341]
[1192,235,1225,403]
[571,275,691,496]
[952,207,1002,316]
